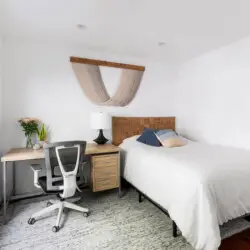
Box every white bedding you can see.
[120,137,250,250]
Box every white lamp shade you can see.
[91,113,111,130]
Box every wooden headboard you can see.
[112,117,175,146]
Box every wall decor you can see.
[70,57,145,106]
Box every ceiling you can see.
[1,0,250,62]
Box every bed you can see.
[112,116,250,250]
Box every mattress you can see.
[119,137,250,250]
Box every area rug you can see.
[1,189,250,250]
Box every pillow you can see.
[136,128,162,147]
[160,136,186,148]
[154,129,177,143]
[155,129,186,148]
[122,134,140,143]
[178,135,190,144]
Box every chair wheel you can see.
[52,226,60,232]
[83,212,90,217]
[28,218,36,225]
[47,201,53,207]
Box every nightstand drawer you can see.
[92,154,118,169]
[93,176,119,192]
[91,149,120,192]
[94,165,118,178]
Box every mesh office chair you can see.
[28,141,90,232]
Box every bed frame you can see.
[112,116,179,237]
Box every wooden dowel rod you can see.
[70,57,145,71]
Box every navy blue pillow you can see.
[136,128,161,147]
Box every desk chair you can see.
[28,141,90,232]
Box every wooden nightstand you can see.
[89,143,120,194]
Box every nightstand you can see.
[89,143,120,195]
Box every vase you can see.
[26,135,33,148]
[38,140,46,147]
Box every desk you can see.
[1,143,121,224]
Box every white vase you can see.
[33,143,41,150]
[38,140,47,147]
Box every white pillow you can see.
[178,135,195,144]
[122,134,140,142]
[119,134,140,147]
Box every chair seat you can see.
[38,176,81,194]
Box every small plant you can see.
[37,123,47,142]
[18,118,39,148]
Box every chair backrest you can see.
[43,141,86,197]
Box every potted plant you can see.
[18,118,39,148]
[37,123,48,146]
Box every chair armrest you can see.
[30,164,42,172]
[30,164,42,188]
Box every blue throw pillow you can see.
[136,128,162,147]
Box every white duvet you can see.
[120,137,250,250]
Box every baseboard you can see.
[10,192,46,202]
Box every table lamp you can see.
[91,112,111,144]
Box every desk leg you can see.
[118,183,122,198]
[13,162,15,196]
[118,152,122,198]
[3,161,7,224]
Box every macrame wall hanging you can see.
[70,57,145,107]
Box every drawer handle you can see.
[93,159,117,163]
[93,157,117,161]
[100,179,111,184]
[98,169,116,174]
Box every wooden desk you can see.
[1,143,120,224]
[1,143,120,162]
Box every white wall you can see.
[3,38,177,149]
[0,37,3,203]
[176,36,250,149]
[2,38,177,195]
[0,37,3,149]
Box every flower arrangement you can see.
[18,117,39,148]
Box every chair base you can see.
[28,199,89,232]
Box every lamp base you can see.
[94,129,108,145]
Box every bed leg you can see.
[172,221,177,237]
[138,192,143,203]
